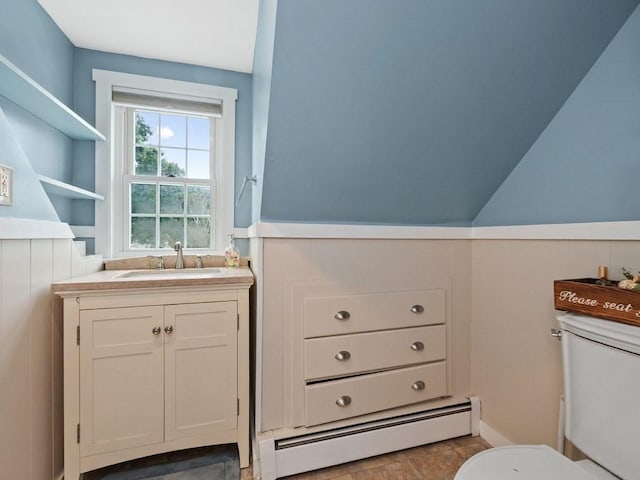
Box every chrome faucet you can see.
[174,241,184,269]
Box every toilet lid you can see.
[455,445,601,480]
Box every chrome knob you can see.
[550,328,562,341]
[164,325,174,334]
[411,305,424,314]
[412,381,426,391]
[335,351,351,361]
[410,341,424,351]
[152,326,162,335]
[336,395,352,407]
[334,311,351,321]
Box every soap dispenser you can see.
[224,234,240,268]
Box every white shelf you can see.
[0,53,105,141]
[38,175,104,201]
[70,226,96,238]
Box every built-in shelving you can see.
[38,175,104,201]
[0,53,105,245]
[0,53,105,141]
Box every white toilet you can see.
[455,312,640,480]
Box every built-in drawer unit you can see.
[304,324,446,381]
[305,362,447,426]
[302,288,449,426]
[254,238,469,480]
[303,290,445,338]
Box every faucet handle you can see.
[195,256,203,269]
[147,255,164,270]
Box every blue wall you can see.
[251,0,278,224]
[475,4,640,226]
[0,1,255,230]
[0,107,60,221]
[72,49,254,229]
[0,0,74,221]
[3,0,639,229]
[258,0,638,226]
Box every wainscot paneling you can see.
[0,238,101,480]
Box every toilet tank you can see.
[559,312,640,480]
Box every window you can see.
[93,70,237,258]
[120,106,214,250]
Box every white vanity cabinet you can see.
[54,271,252,480]
[79,302,238,455]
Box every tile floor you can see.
[241,435,491,480]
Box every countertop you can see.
[52,266,254,293]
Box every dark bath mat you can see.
[82,445,239,480]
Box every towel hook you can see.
[235,174,257,207]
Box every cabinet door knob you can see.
[164,325,174,334]
[334,351,351,361]
[334,311,351,321]
[412,381,426,391]
[410,305,424,314]
[410,341,424,351]
[152,326,162,335]
[336,395,352,407]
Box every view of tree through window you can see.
[129,111,212,249]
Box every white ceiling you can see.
[37,0,259,73]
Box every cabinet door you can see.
[79,306,165,456]
[164,301,238,441]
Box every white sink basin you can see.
[114,268,222,280]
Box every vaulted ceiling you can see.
[257,0,640,225]
[35,0,640,225]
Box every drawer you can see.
[304,325,446,381]
[304,290,445,338]
[305,362,447,426]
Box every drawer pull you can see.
[412,380,426,391]
[410,341,425,351]
[334,311,351,321]
[152,326,162,335]
[411,304,424,314]
[336,395,352,407]
[164,325,174,334]
[334,351,351,361]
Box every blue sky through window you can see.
[136,110,210,179]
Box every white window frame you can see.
[117,105,216,251]
[93,69,237,258]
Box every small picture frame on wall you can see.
[0,164,14,206]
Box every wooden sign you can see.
[554,279,640,327]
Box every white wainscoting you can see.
[0,238,102,480]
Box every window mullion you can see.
[209,119,216,251]
[184,184,189,248]
[184,116,189,178]
[157,114,162,177]
[128,175,210,186]
[125,108,135,175]
[155,183,160,249]
[122,109,133,251]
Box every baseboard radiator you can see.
[257,400,478,480]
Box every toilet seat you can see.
[454,445,610,479]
